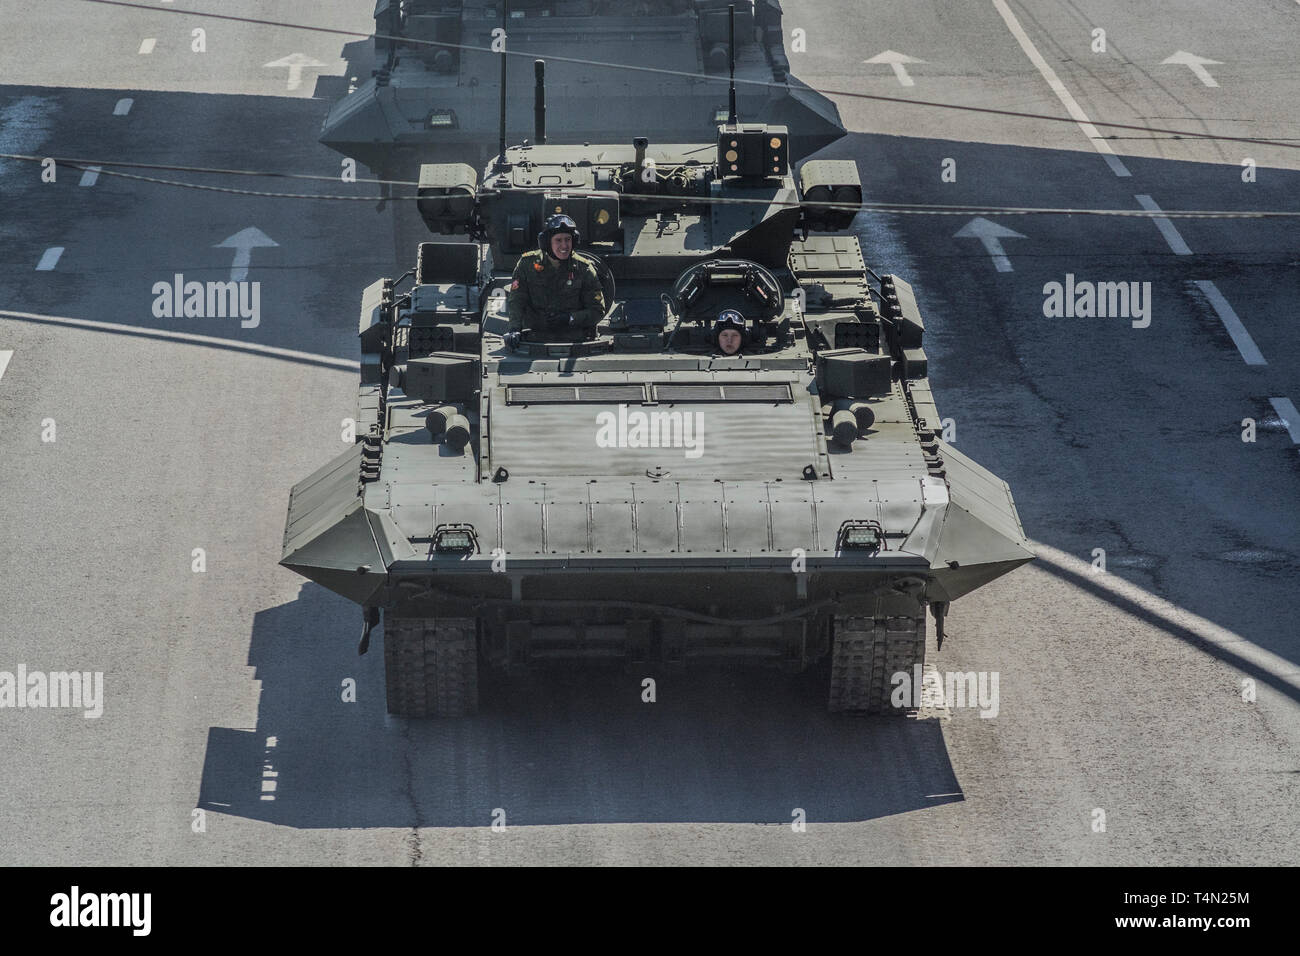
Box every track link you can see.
[383,617,479,717]
[828,615,926,714]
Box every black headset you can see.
[714,309,748,351]
[538,214,582,256]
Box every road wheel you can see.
[383,617,478,717]
[828,615,925,715]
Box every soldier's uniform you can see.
[507,250,606,333]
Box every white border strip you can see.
[1031,539,1300,685]
[0,309,359,369]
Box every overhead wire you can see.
[3,151,1299,219]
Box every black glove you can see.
[544,312,576,328]
[503,331,521,349]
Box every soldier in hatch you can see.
[505,215,606,345]
[713,309,747,356]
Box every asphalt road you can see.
[0,0,1297,866]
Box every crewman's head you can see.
[714,309,746,355]
[539,214,580,260]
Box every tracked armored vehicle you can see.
[322,0,846,181]
[281,99,1033,717]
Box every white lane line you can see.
[78,166,101,187]
[35,247,64,271]
[138,38,156,55]
[113,97,133,115]
[1193,280,1267,366]
[0,309,360,370]
[1270,398,1300,444]
[991,0,1132,178]
[1135,194,1193,255]
[0,350,12,383]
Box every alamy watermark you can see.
[50,887,150,936]
[151,274,261,328]
[0,665,103,718]
[595,405,704,460]
[1042,274,1151,328]
[891,666,999,717]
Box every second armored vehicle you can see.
[321,0,846,182]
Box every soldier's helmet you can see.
[713,309,747,352]
[538,214,581,256]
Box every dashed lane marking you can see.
[991,0,1132,178]
[113,98,133,115]
[0,351,12,383]
[1136,194,1193,255]
[35,248,64,271]
[991,3,1274,378]
[1270,398,1300,444]
[79,166,101,187]
[138,38,156,55]
[1193,280,1267,366]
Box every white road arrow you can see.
[215,228,279,282]
[264,53,325,91]
[864,50,926,87]
[954,218,1027,273]
[1161,51,1222,87]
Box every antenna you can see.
[534,59,546,144]
[496,1,509,168]
[727,3,738,125]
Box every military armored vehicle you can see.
[322,0,846,182]
[281,88,1033,717]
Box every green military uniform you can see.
[507,250,606,333]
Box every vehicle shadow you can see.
[198,583,962,827]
